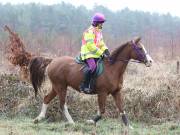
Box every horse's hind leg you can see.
[34,89,57,123]
[57,87,75,124]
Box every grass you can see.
[0,61,180,135]
[0,116,179,135]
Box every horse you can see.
[29,37,153,128]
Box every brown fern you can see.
[4,25,34,81]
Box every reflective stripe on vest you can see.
[82,30,101,47]
[81,48,99,57]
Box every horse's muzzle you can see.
[145,61,152,67]
[145,54,153,67]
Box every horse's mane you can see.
[110,42,129,64]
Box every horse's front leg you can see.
[112,90,133,128]
[87,92,107,125]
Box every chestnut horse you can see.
[29,37,153,127]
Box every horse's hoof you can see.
[71,122,75,125]
[65,122,75,126]
[69,121,75,125]
[86,119,95,125]
[129,125,134,129]
[33,119,39,124]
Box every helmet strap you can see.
[92,21,103,29]
[92,21,98,27]
[97,24,103,29]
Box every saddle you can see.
[75,55,104,91]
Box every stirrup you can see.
[79,84,85,92]
[84,87,92,94]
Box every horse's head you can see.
[129,37,153,67]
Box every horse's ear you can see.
[135,37,141,44]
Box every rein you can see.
[109,57,142,64]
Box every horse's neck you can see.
[111,47,130,79]
[114,60,128,78]
[117,46,131,61]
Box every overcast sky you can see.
[0,0,179,17]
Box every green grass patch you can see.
[0,117,179,135]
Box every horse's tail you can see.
[29,56,52,97]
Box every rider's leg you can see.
[86,58,97,73]
[84,58,97,93]
[80,58,97,93]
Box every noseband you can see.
[131,41,146,62]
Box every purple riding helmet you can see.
[92,13,106,26]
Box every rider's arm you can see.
[84,32,103,56]
[99,39,108,52]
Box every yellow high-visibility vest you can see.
[81,26,108,60]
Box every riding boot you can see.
[80,69,92,93]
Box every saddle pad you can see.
[75,56,104,77]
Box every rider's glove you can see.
[103,49,110,58]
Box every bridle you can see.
[131,41,147,63]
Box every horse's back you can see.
[48,56,75,73]
[47,56,83,87]
[51,56,74,65]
